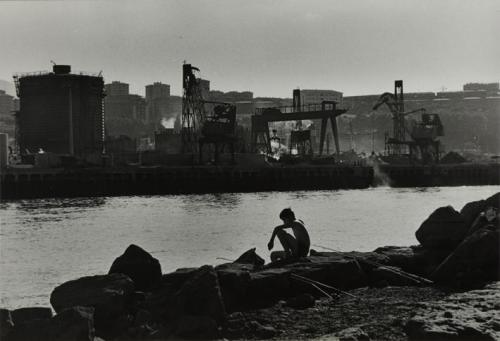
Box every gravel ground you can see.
[226,286,447,340]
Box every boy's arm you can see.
[268,225,285,249]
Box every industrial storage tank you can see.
[14,64,105,156]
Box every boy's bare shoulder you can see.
[293,220,306,228]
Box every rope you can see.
[291,273,359,299]
[216,257,235,262]
[290,276,333,299]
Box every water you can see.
[1,186,498,309]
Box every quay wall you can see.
[0,165,373,200]
[381,163,500,187]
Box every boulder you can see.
[460,199,487,229]
[288,255,367,290]
[6,318,51,341]
[246,268,292,308]
[0,309,14,338]
[216,263,252,313]
[233,248,265,269]
[415,206,468,250]
[173,265,226,324]
[467,208,499,236]
[373,245,446,277]
[109,244,162,291]
[5,307,53,341]
[460,192,499,232]
[405,282,500,340]
[142,268,200,321]
[50,273,134,330]
[11,307,53,325]
[286,293,315,309]
[431,224,499,284]
[485,192,500,209]
[49,306,95,341]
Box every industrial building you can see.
[0,90,17,138]
[145,82,170,125]
[299,89,343,105]
[104,81,147,123]
[14,65,105,156]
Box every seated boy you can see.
[267,208,310,262]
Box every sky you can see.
[0,0,498,98]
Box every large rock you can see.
[246,268,292,308]
[5,307,53,341]
[431,224,499,284]
[485,192,500,209]
[6,318,51,341]
[216,263,252,313]
[11,307,52,325]
[173,265,226,324]
[373,245,447,277]
[49,306,95,341]
[405,282,500,340]
[460,192,499,232]
[460,199,487,230]
[415,206,468,250]
[109,244,162,291]
[0,309,14,338]
[233,248,265,269]
[50,273,134,330]
[287,253,367,290]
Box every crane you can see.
[181,63,237,164]
[373,81,444,164]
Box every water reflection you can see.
[181,193,242,213]
[14,197,106,212]
[8,197,107,224]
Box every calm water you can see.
[1,186,498,309]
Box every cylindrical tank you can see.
[0,133,8,170]
[17,66,104,156]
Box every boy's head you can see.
[279,208,295,223]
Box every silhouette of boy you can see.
[268,208,310,262]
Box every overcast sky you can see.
[0,0,498,97]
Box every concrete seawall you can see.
[380,163,500,187]
[0,165,374,199]
[1,163,498,200]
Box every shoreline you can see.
[1,192,498,340]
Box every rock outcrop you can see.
[431,223,499,285]
[415,206,468,250]
[233,248,265,269]
[50,273,134,334]
[109,244,162,291]
[2,192,498,340]
[49,306,95,341]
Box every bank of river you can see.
[1,185,498,309]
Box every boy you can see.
[268,208,310,262]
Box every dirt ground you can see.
[229,286,447,340]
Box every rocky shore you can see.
[1,192,498,341]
